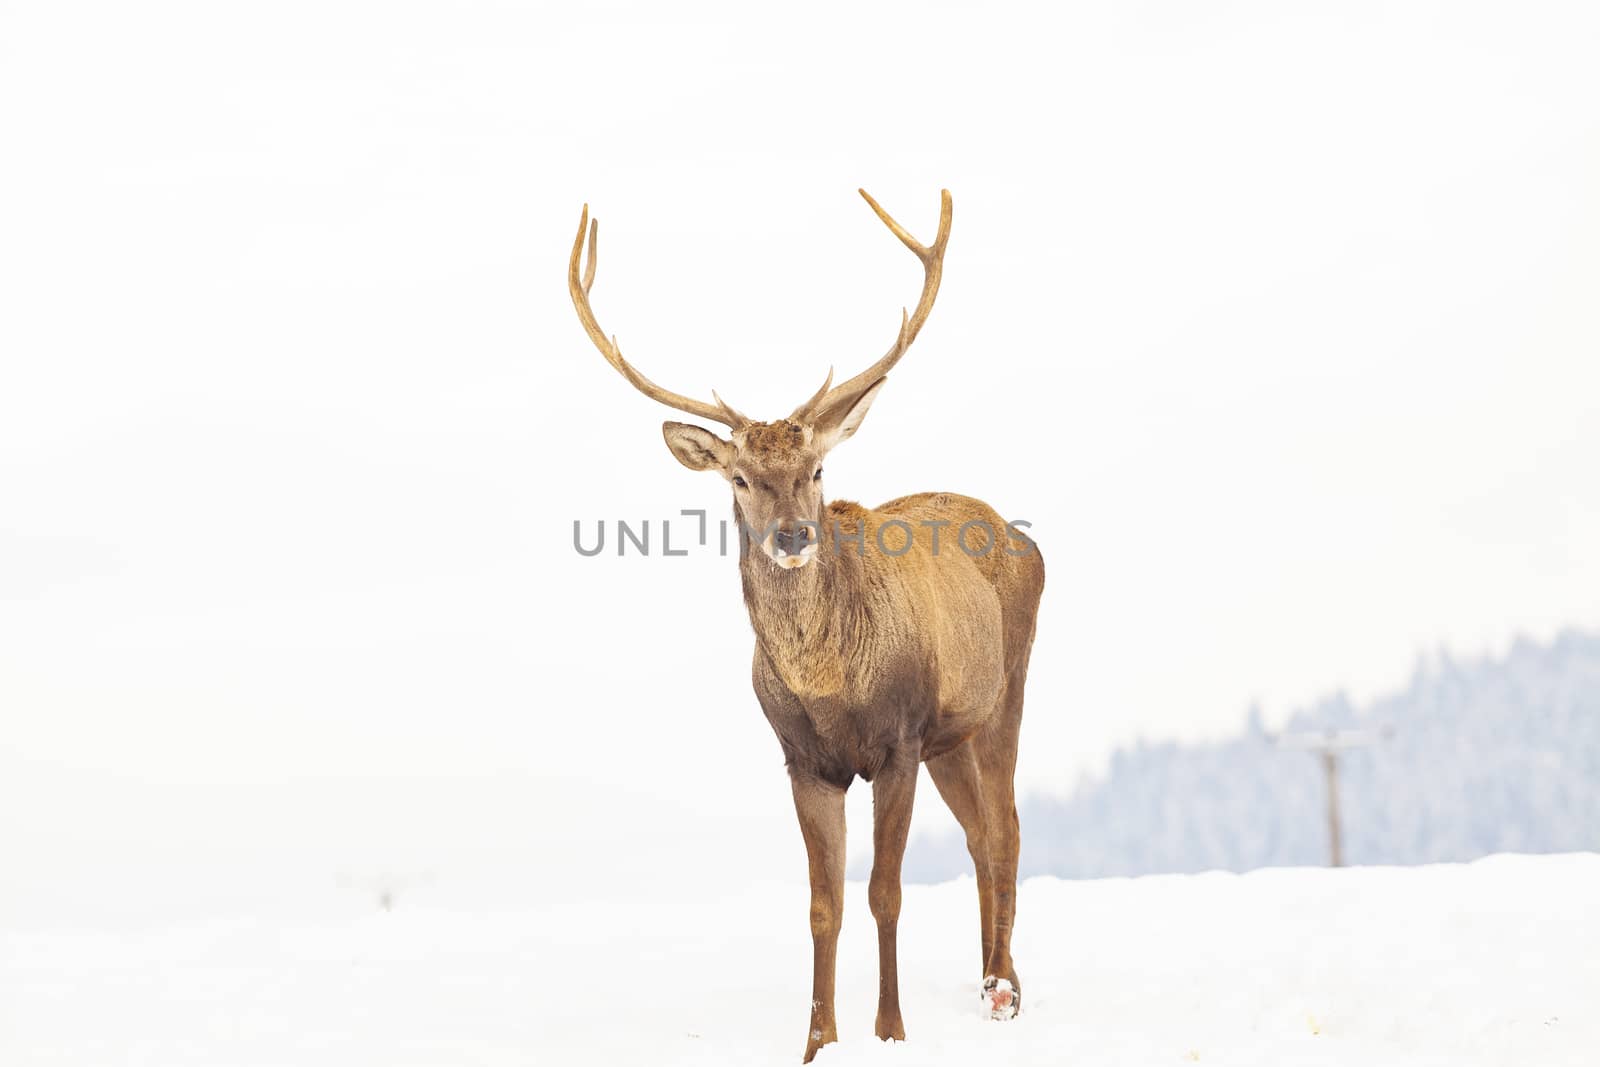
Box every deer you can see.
[566,188,1045,1062]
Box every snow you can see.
[3,854,1595,1066]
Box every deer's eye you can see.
[732,475,748,489]
[813,467,823,481]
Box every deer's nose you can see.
[773,525,813,556]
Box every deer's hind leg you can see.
[925,742,1002,1006]
[972,668,1027,1018]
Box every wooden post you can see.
[1321,748,1343,868]
[1272,727,1391,868]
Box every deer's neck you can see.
[739,535,854,703]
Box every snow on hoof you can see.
[982,975,1018,1020]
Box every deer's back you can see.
[872,491,1045,675]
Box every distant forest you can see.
[901,629,1600,882]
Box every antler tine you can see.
[580,215,597,294]
[788,366,834,421]
[568,205,748,430]
[798,189,952,422]
[711,389,751,426]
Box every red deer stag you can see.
[567,189,1045,1062]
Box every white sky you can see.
[2,0,1598,920]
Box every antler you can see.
[569,205,749,430]
[792,188,952,422]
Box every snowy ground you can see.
[2,854,1595,1066]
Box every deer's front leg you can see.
[868,750,917,1042]
[791,772,846,1064]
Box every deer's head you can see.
[568,190,951,570]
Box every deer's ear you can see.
[662,421,733,474]
[813,377,886,453]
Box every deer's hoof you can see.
[982,975,1018,1020]
[802,1024,836,1063]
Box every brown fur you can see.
[708,419,1045,1061]
[571,188,1039,1062]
